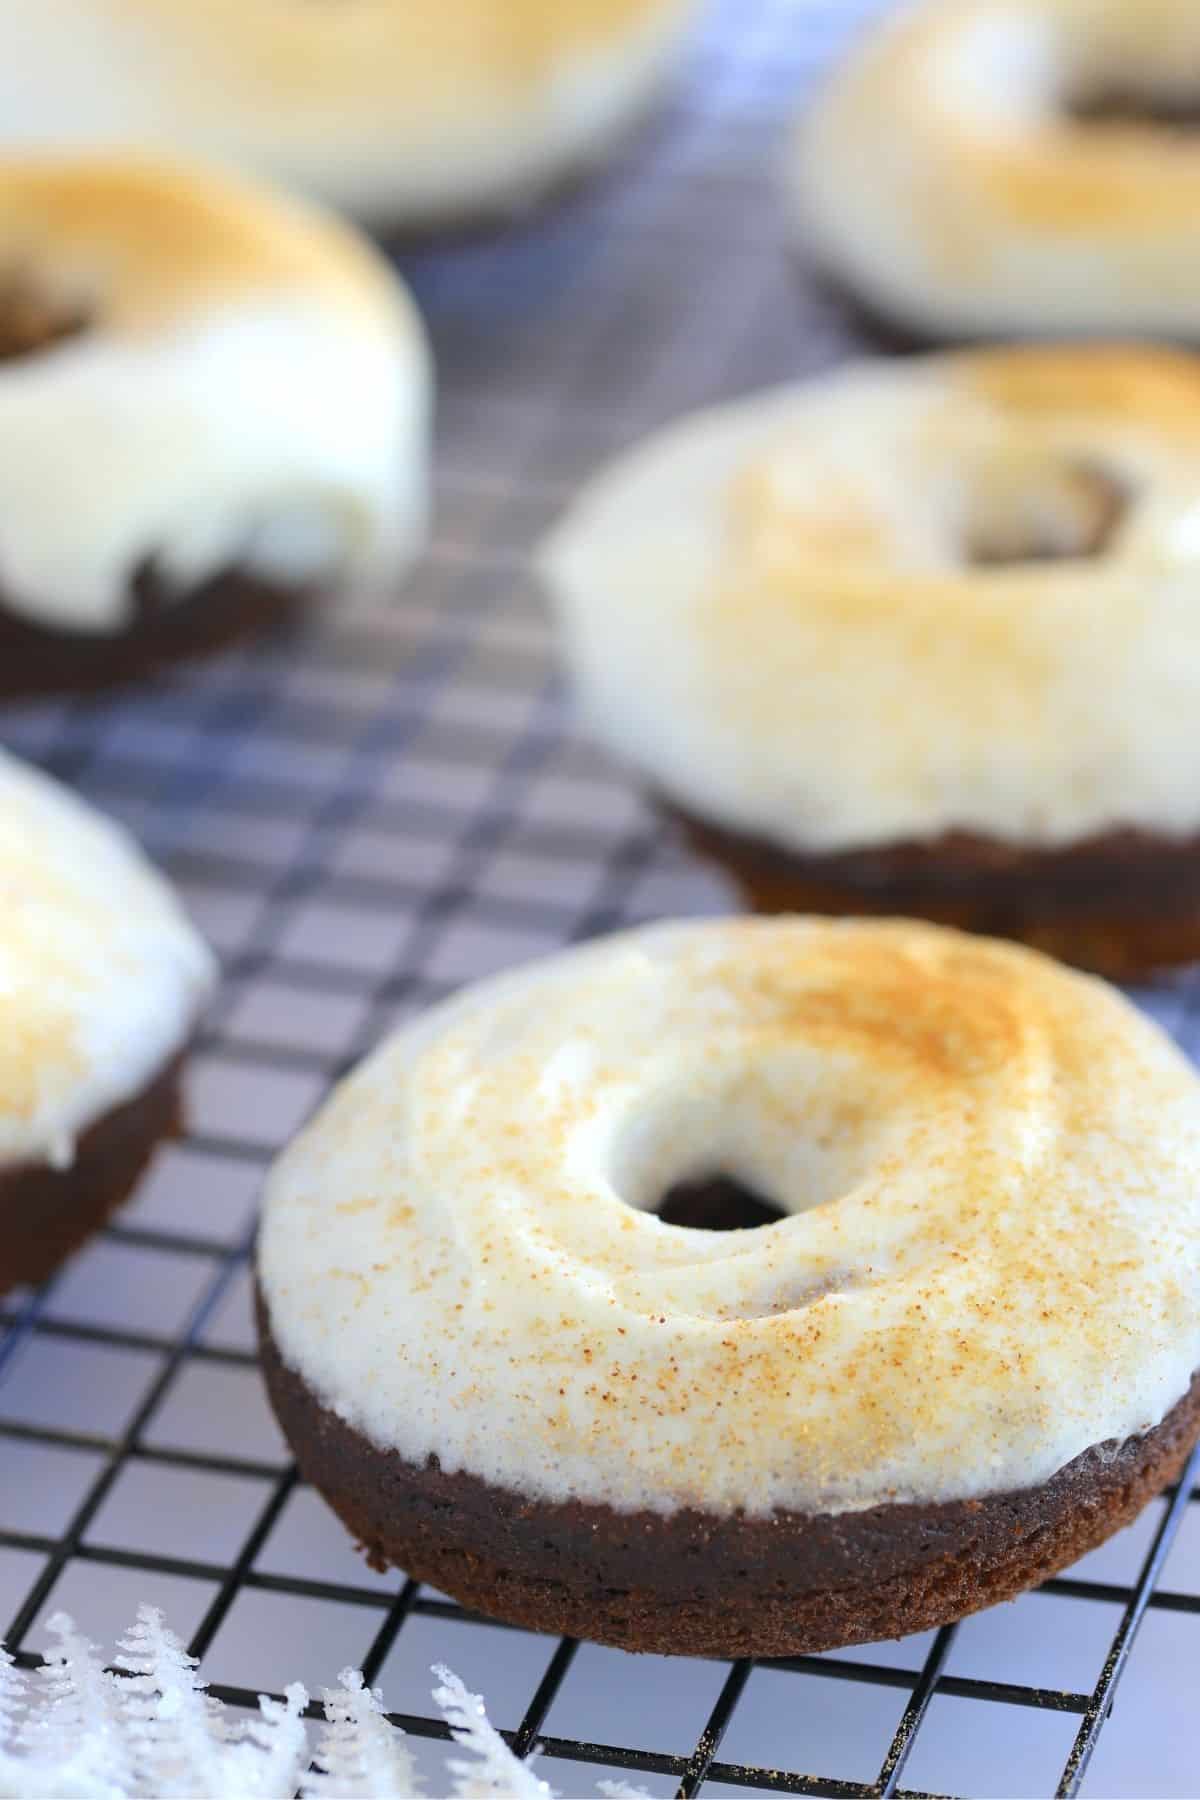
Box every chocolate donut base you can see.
[367,74,675,246]
[0,568,311,700]
[804,256,1134,355]
[676,811,1200,980]
[804,259,952,357]
[0,1055,184,1295]
[804,247,1200,355]
[256,1293,1200,1659]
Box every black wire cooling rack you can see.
[3,1,1200,1795]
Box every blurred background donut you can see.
[539,344,1200,977]
[794,0,1200,340]
[0,153,430,696]
[0,0,701,226]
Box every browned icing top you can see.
[0,156,403,333]
[110,0,690,105]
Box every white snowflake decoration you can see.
[302,1668,419,1800]
[0,1614,133,1800]
[0,1607,646,1800]
[432,1666,551,1800]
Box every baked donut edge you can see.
[256,1288,1200,1658]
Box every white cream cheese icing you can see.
[540,346,1200,854]
[0,155,429,633]
[0,748,215,1170]
[258,916,1200,1517]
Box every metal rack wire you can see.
[1,1,1199,1794]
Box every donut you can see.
[539,344,1200,976]
[256,916,1200,1657]
[1,0,698,226]
[0,749,215,1294]
[794,0,1200,341]
[0,153,430,697]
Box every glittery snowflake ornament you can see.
[0,1607,646,1800]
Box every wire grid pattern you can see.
[1,1,1199,1794]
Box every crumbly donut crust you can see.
[1,1055,184,1295]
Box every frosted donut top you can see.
[0,0,696,224]
[0,749,215,1170]
[541,347,1200,854]
[258,916,1200,1517]
[0,155,429,633]
[794,0,1200,341]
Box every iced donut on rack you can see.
[0,153,430,697]
[794,0,1200,341]
[540,345,1200,976]
[0,0,699,226]
[0,749,215,1294]
[256,916,1200,1656]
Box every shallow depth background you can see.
[2,1,1199,1795]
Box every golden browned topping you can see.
[0,157,401,334]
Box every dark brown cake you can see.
[1,1054,184,1295]
[257,1291,1200,1659]
[0,569,311,701]
[677,812,1200,981]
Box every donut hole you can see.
[963,460,1128,566]
[654,1172,786,1232]
[609,1058,886,1229]
[0,269,90,362]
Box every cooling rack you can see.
[2,0,1199,1794]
